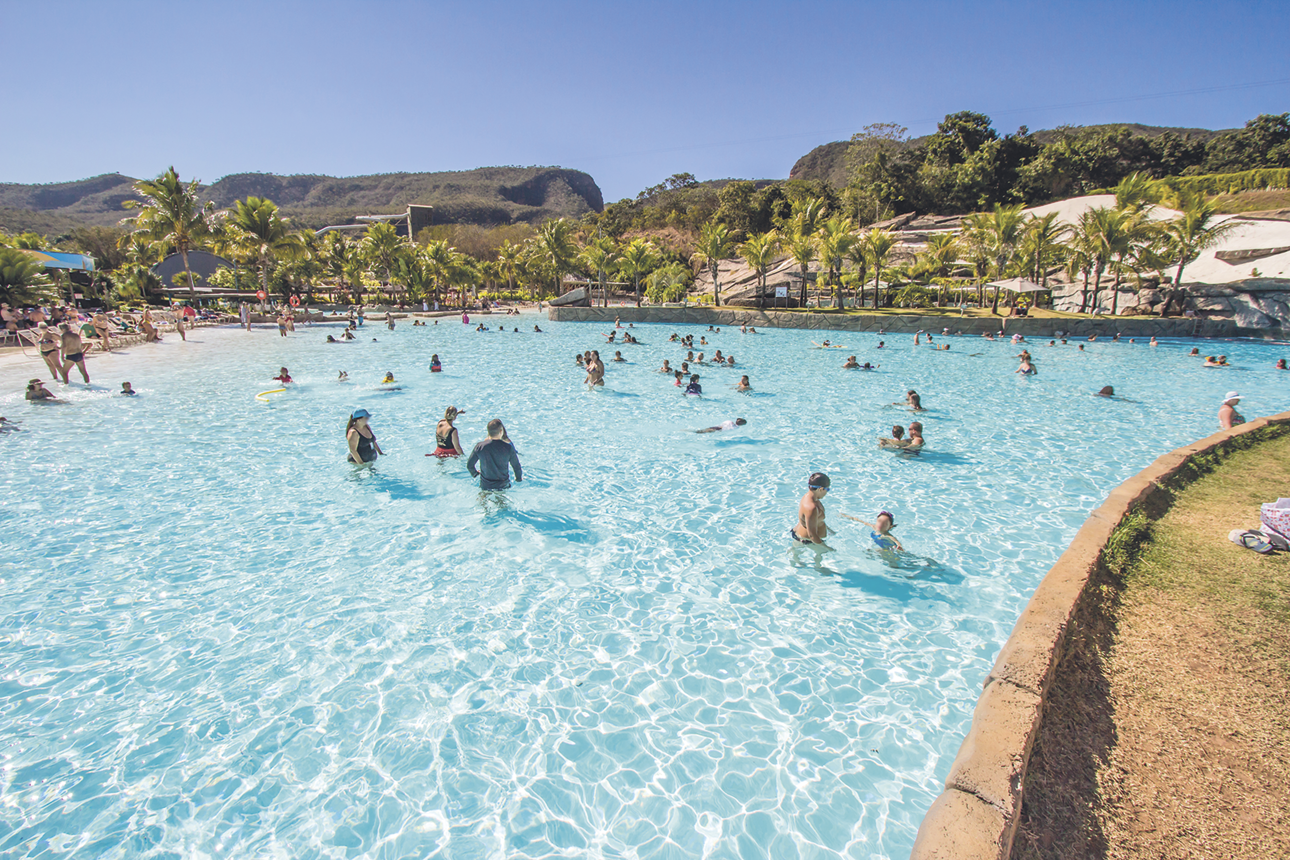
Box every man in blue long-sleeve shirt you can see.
[467,419,523,490]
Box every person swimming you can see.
[273,367,293,383]
[905,390,924,411]
[844,355,860,369]
[696,417,747,433]
[1096,385,1115,397]
[430,354,442,372]
[338,371,349,381]
[879,425,907,449]
[659,359,672,373]
[684,374,702,396]
[326,335,338,343]
[120,382,136,396]
[382,372,395,384]
[613,351,625,362]
[736,375,751,391]
[842,510,903,550]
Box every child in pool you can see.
[842,510,903,550]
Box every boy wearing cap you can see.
[1219,392,1244,430]
[791,472,830,545]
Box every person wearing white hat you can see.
[1219,392,1244,430]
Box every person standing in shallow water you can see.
[346,409,383,464]
[467,419,523,490]
[791,472,830,545]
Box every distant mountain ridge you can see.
[0,167,605,235]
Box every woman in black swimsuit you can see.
[431,406,465,457]
[346,408,383,464]
[36,324,61,381]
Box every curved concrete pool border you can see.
[909,411,1290,860]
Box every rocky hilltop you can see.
[0,166,604,235]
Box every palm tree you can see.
[844,240,869,308]
[816,216,857,308]
[535,219,578,299]
[1064,232,1096,315]
[1164,194,1238,300]
[231,197,303,297]
[1080,206,1135,314]
[361,221,405,299]
[124,166,212,302]
[495,240,524,293]
[1019,212,1065,289]
[322,231,361,301]
[782,226,818,308]
[618,238,660,306]
[1113,172,1161,214]
[737,231,780,308]
[578,236,620,308]
[0,248,54,306]
[962,203,1026,314]
[421,240,454,307]
[692,221,736,306]
[919,233,960,305]
[862,229,897,309]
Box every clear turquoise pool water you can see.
[1,316,1286,859]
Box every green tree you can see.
[644,262,691,304]
[495,240,524,292]
[322,231,361,301]
[124,166,212,302]
[1018,212,1065,289]
[578,236,620,308]
[862,229,897,308]
[1162,194,1238,312]
[361,221,406,292]
[231,196,303,297]
[691,221,737,307]
[534,219,578,298]
[815,216,856,308]
[737,231,780,309]
[617,238,660,306]
[961,203,1026,313]
[782,224,818,308]
[0,248,54,306]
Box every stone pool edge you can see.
[546,306,1288,340]
[907,409,1290,860]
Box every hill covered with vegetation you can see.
[0,167,604,236]
[783,114,1289,223]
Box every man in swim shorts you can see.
[58,323,89,383]
[791,472,830,545]
[467,419,523,490]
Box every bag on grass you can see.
[1260,499,1290,551]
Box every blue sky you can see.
[4,0,1288,202]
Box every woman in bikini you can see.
[36,323,62,381]
[431,406,465,457]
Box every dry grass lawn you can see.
[1011,433,1290,860]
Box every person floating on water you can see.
[120,382,136,396]
[842,510,903,551]
[790,472,830,546]
[431,406,465,457]
[1219,391,1244,430]
[696,418,746,433]
[346,408,383,464]
[467,419,522,490]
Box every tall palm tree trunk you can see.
[180,247,197,303]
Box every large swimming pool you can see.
[2,315,1286,859]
